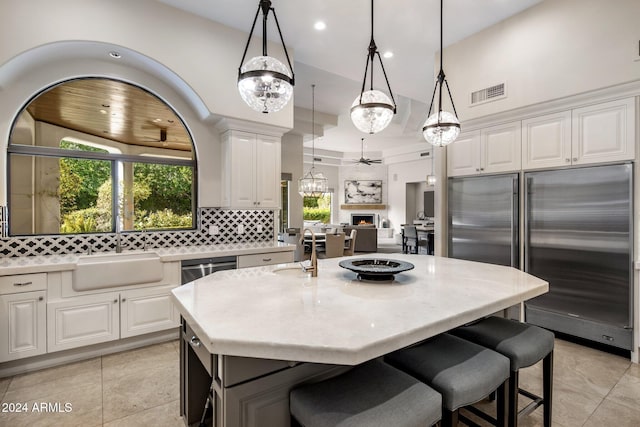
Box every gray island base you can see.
[171,254,548,427]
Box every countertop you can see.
[0,242,295,276]
[171,253,548,365]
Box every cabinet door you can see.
[120,285,179,338]
[254,135,281,208]
[447,131,481,176]
[229,131,257,208]
[572,98,635,165]
[482,121,522,174]
[522,111,572,170]
[47,293,119,352]
[0,291,46,362]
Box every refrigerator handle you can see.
[511,177,518,268]
[524,176,532,272]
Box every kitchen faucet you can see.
[299,228,318,277]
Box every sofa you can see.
[343,225,378,253]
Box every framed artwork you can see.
[344,180,382,204]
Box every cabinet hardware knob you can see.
[38,296,44,301]
[480,168,484,171]
[573,157,578,162]
[121,298,126,302]
[257,202,260,205]
[13,281,33,287]
[113,299,118,303]
[190,336,201,348]
[475,168,480,172]
[566,158,570,162]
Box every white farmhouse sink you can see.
[73,251,163,291]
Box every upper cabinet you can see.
[523,98,635,170]
[572,98,635,166]
[448,121,521,177]
[522,111,572,169]
[221,130,281,208]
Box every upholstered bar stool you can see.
[290,359,442,427]
[386,333,510,427]
[450,316,554,427]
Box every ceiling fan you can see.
[351,138,382,165]
[140,122,184,147]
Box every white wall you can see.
[281,133,304,229]
[338,163,387,225]
[387,157,432,236]
[443,0,640,121]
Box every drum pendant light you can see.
[298,85,328,197]
[238,0,295,113]
[350,0,397,134]
[423,0,461,146]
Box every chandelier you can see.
[238,0,294,114]
[298,84,328,197]
[350,0,396,134]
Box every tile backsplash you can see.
[0,207,274,257]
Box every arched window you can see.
[7,78,196,236]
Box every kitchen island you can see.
[171,253,547,427]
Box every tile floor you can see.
[0,338,638,426]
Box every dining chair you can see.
[322,232,345,258]
[403,225,426,254]
[343,229,357,256]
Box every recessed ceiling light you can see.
[314,21,326,31]
[99,109,107,114]
[383,51,394,59]
[153,118,162,123]
[108,51,122,59]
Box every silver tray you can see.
[338,258,414,281]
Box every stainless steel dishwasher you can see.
[181,256,237,284]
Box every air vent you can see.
[470,83,506,106]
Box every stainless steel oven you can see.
[181,256,237,284]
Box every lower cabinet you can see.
[48,284,179,352]
[0,290,47,362]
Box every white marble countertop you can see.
[171,253,548,365]
[0,242,295,276]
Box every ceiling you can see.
[156,0,542,154]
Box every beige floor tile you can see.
[3,366,102,404]
[583,399,640,427]
[102,359,179,423]
[7,357,101,391]
[103,400,183,427]
[102,342,179,382]
[625,362,640,379]
[605,370,640,412]
[0,381,102,427]
[0,377,11,400]
[524,380,603,427]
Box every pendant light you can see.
[350,0,397,134]
[423,0,460,147]
[298,84,328,197]
[426,150,437,186]
[238,0,294,114]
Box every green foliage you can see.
[303,207,331,223]
[303,197,319,208]
[136,209,193,229]
[134,163,193,215]
[60,207,110,233]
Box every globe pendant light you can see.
[298,84,328,197]
[350,0,397,134]
[238,0,294,113]
[423,0,460,147]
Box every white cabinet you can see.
[237,251,294,268]
[447,122,521,176]
[522,111,572,170]
[47,292,120,352]
[120,284,179,338]
[523,98,635,170]
[48,285,179,352]
[0,291,47,362]
[572,98,635,165]
[222,130,281,208]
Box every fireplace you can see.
[351,214,375,226]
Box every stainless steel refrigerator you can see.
[525,164,633,350]
[448,173,519,268]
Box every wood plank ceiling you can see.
[26,78,193,152]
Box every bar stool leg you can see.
[496,379,508,427]
[508,371,518,427]
[543,351,553,427]
[290,415,302,427]
[442,408,459,427]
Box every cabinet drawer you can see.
[237,251,294,268]
[185,322,213,376]
[0,273,47,295]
